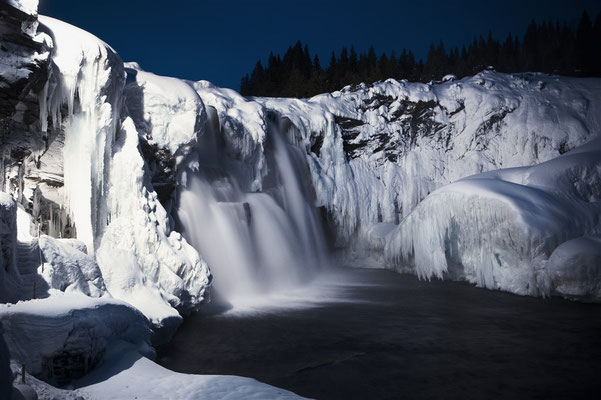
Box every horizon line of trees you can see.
[240,11,601,98]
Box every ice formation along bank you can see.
[0,0,600,396]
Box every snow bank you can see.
[76,342,309,400]
[385,138,601,299]
[10,361,88,400]
[0,293,152,384]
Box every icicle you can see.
[39,16,124,254]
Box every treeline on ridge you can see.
[240,11,601,97]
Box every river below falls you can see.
[157,267,601,400]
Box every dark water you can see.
[158,268,601,400]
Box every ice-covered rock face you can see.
[35,18,212,328]
[1,4,211,332]
[38,236,106,297]
[0,1,52,206]
[125,65,207,164]
[6,1,39,16]
[192,81,269,192]
[37,15,125,254]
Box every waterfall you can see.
[177,110,327,307]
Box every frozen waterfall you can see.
[177,111,328,306]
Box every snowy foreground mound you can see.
[0,0,600,397]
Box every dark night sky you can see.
[38,0,601,90]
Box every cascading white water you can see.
[178,111,328,307]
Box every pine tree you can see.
[576,11,593,74]
[593,12,601,75]
[240,12,601,96]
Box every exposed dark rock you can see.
[43,350,100,386]
[139,139,176,207]
[362,94,395,110]
[336,98,448,161]
[334,116,364,132]
[309,134,323,156]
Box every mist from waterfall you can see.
[177,109,328,308]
